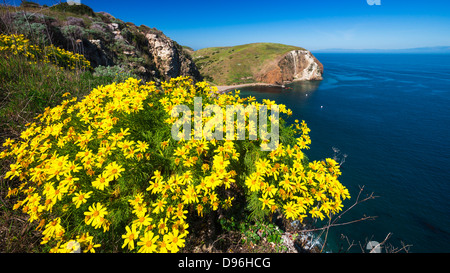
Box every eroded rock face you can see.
[145,32,202,82]
[256,50,323,84]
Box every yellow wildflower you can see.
[137,231,159,253]
[84,202,108,228]
[72,191,93,208]
[122,224,139,250]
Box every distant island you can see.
[313,46,450,54]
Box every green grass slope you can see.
[191,43,305,85]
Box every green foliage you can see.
[247,192,269,220]
[93,65,139,83]
[87,22,114,41]
[61,25,86,40]
[20,1,40,8]
[238,221,287,252]
[9,13,48,45]
[49,3,96,17]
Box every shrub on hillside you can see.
[0,34,91,70]
[93,65,138,83]
[65,16,85,27]
[1,76,350,253]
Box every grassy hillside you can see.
[0,2,192,82]
[192,43,304,85]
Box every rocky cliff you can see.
[0,2,202,83]
[256,50,323,85]
[144,29,202,81]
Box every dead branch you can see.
[300,185,378,234]
[295,185,378,253]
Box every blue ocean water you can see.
[237,53,450,253]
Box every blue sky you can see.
[13,0,450,50]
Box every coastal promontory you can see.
[190,43,323,86]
